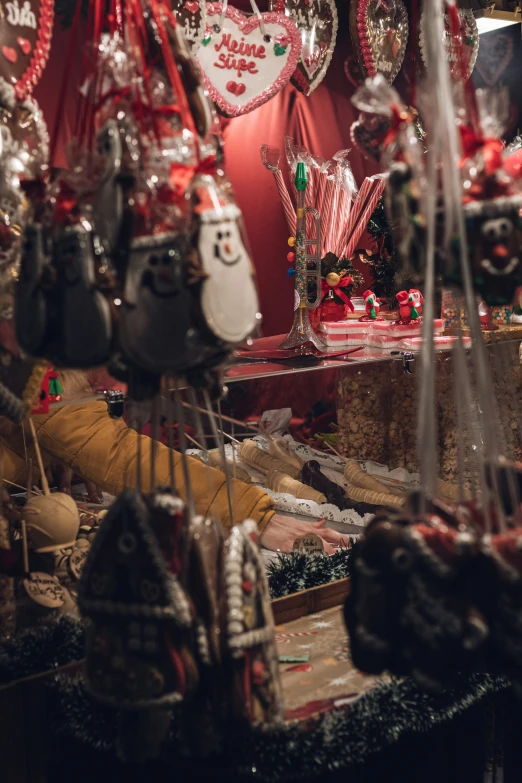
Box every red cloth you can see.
[223,48,378,336]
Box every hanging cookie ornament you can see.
[349,0,408,84]
[172,0,207,49]
[196,0,301,117]
[419,8,478,82]
[0,0,53,100]
[269,0,337,96]
[189,175,261,344]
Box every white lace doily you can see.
[200,436,419,527]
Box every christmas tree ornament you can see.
[419,7,478,83]
[196,1,301,118]
[0,0,53,100]
[172,0,207,49]
[269,0,337,97]
[349,0,408,84]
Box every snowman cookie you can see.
[197,195,260,344]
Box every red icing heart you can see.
[184,0,199,13]
[197,3,301,117]
[226,80,246,96]
[2,47,17,64]
[17,38,31,56]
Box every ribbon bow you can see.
[459,125,504,177]
[321,276,354,310]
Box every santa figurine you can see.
[360,289,382,321]
[409,289,423,317]
[396,289,423,322]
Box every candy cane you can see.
[273,169,296,236]
[336,177,374,258]
[343,178,386,260]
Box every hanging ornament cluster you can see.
[349,0,408,85]
[196,1,302,117]
[14,0,260,397]
[269,0,338,97]
[419,7,479,83]
[79,492,283,759]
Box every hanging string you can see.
[203,389,234,526]
[150,394,159,492]
[218,397,237,513]
[149,0,200,162]
[173,381,195,520]
[50,0,83,167]
[187,386,215,504]
[165,382,176,493]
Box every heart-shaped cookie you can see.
[0,0,53,99]
[350,0,408,84]
[419,9,478,82]
[269,0,337,96]
[196,3,301,117]
[172,0,207,49]
[350,115,392,162]
[475,32,513,87]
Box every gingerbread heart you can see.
[419,9,478,82]
[350,0,408,84]
[475,32,514,87]
[270,0,337,96]
[173,0,207,48]
[350,115,392,162]
[0,0,53,99]
[196,3,301,117]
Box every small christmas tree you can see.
[363,199,401,309]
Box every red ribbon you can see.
[459,125,503,176]
[321,277,354,310]
[383,104,410,149]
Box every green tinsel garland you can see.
[364,200,402,307]
[267,546,355,599]
[47,670,510,780]
[0,615,84,686]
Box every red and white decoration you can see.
[0,0,53,99]
[349,0,408,84]
[270,0,337,97]
[196,2,301,117]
